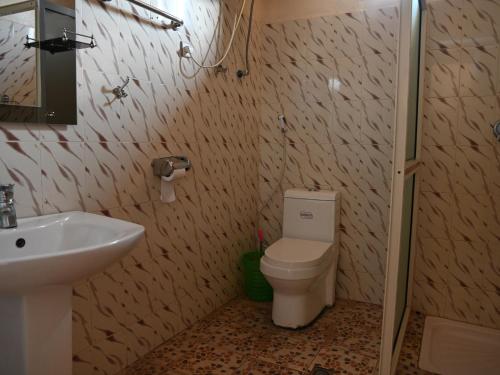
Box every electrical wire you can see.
[187,0,247,69]
[179,3,224,79]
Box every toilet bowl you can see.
[260,189,340,329]
[260,238,339,328]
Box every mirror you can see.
[0,0,85,125]
[0,0,39,108]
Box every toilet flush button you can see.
[300,211,314,220]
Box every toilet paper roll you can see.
[160,168,186,203]
[163,168,186,182]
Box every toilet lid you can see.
[264,238,332,268]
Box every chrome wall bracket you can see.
[151,156,191,178]
[112,77,130,99]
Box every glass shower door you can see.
[379,0,425,374]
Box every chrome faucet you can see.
[0,184,17,229]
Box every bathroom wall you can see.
[0,0,260,373]
[413,0,500,329]
[257,3,400,305]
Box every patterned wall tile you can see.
[459,45,498,97]
[358,144,393,192]
[418,192,453,239]
[80,0,127,76]
[458,95,500,146]
[448,240,489,289]
[283,142,334,189]
[331,99,361,145]
[360,7,399,56]
[454,145,497,196]
[0,123,39,142]
[83,142,125,211]
[451,192,493,244]
[89,268,135,342]
[412,278,448,317]
[362,52,397,100]
[73,281,92,354]
[420,144,456,193]
[40,141,86,213]
[445,286,489,326]
[331,12,365,60]
[484,238,500,288]
[427,0,463,50]
[424,48,461,98]
[332,56,363,101]
[422,97,459,146]
[414,237,450,285]
[461,0,500,47]
[360,99,394,145]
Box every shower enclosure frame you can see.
[379,0,427,374]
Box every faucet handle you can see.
[0,184,14,203]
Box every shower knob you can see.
[492,120,500,142]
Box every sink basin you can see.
[0,211,144,293]
[0,211,144,375]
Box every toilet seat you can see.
[261,238,333,280]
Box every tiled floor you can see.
[396,312,436,375]
[119,298,384,375]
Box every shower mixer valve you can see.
[492,120,500,142]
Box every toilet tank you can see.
[282,189,340,243]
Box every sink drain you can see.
[310,365,334,375]
[15,238,26,248]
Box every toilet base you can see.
[270,260,336,329]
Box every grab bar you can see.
[101,0,183,29]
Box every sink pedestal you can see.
[0,286,72,375]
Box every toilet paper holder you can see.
[151,156,192,178]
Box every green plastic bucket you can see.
[240,251,273,301]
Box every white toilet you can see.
[260,189,340,329]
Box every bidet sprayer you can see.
[278,114,287,133]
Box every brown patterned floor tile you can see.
[236,358,304,375]
[142,329,203,363]
[329,324,382,359]
[169,343,247,375]
[253,335,321,371]
[118,298,385,375]
[309,346,378,375]
[323,300,383,330]
[117,358,188,375]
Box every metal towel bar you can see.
[101,0,183,29]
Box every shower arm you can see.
[100,0,184,29]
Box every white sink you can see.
[0,211,144,293]
[0,211,144,375]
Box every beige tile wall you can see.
[257,6,399,305]
[414,0,500,329]
[0,0,260,374]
